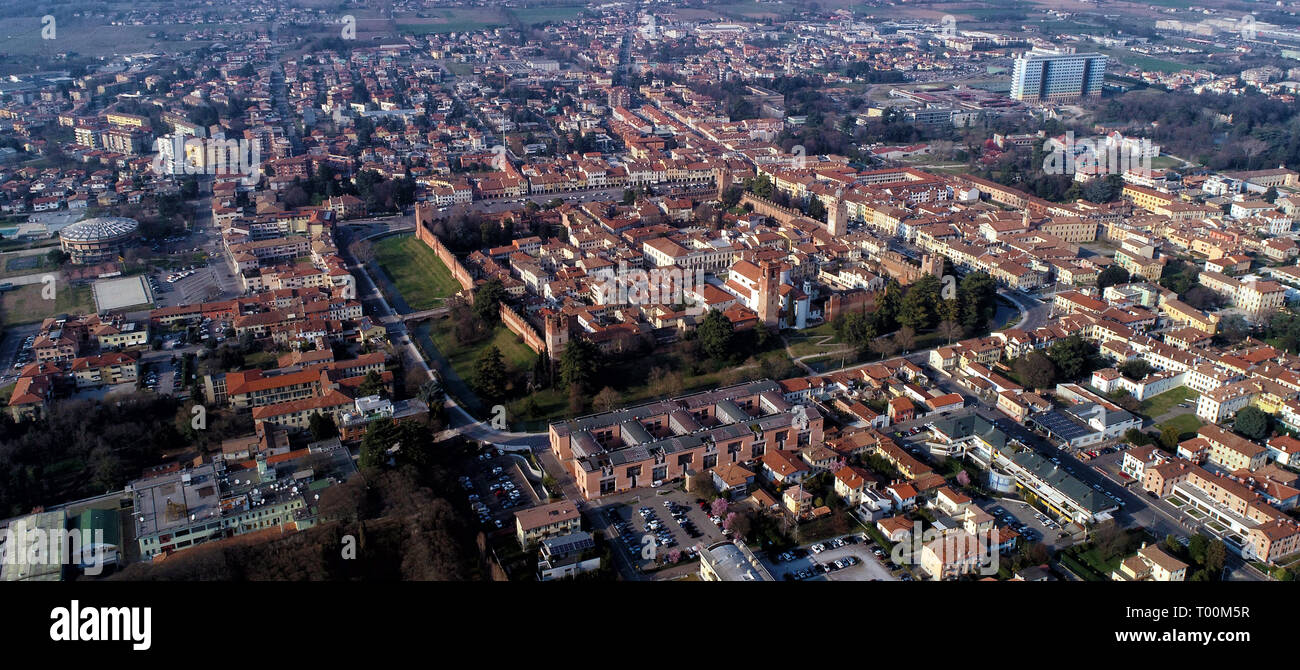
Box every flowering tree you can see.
[956,470,971,487]
[710,498,729,518]
[724,511,751,539]
[667,549,682,564]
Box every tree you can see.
[358,370,387,397]
[308,411,338,441]
[869,335,899,360]
[1110,390,1142,414]
[710,498,729,518]
[938,319,963,345]
[1188,534,1208,565]
[1091,519,1126,561]
[1159,258,1198,295]
[1046,335,1098,381]
[806,197,826,222]
[1096,266,1131,290]
[696,309,736,362]
[894,325,916,352]
[1218,315,1251,345]
[472,346,508,404]
[559,337,600,392]
[359,417,401,469]
[1019,541,1050,568]
[724,511,751,540]
[874,280,905,331]
[694,477,718,501]
[567,383,585,416]
[473,278,506,325]
[1159,424,1182,451]
[1126,428,1154,447]
[899,274,941,331]
[836,311,877,349]
[1118,359,1153,380]
[1233,406,1271,441]
[957,272,998,334]
[648,366,684,398]
[593,386,622,413]
[417,378,445,412]
[1183,285,1224,310]
[1014,351,1057,389]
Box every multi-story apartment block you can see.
[514,500,581,547]
[1010,49,1107,102]
[548,380,824,499]
[130,439,355,559]
[69,352,140,388]
[1198,425,1269,472]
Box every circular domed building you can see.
[58,217,140,264]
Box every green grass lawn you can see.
[509,5,589,25]
[0,19,226,56]
[1098,48,1188,74]
[784,321,847,358]
[372,235,462,310]
[1159,413,1204,441]
[1066,528,1151,580]
[1150,155,1186,170]
[429,317,538,383]
[396,8,506,34]
[426,316,541,419]
[243,350,280,369]
[0,281,93,326]
[711,1,797,19]
[505,345,794,429]
[1139,386,1197,419]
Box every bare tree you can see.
[350,239,375,264]
[869,336,899,360]
[938,319,963,345]
[894,326,916,352]
[593,386,622,413]
[1239,138,1268,170]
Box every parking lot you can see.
[138,357,182,396]
[153,266,228,308]
[763,534,902,581]
[459,446,541,532]
[5,329,37,376]
[594,486,730,572]
[982,500,1072,548]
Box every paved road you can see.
[537,448,644,580]
[1000,288,1052,331]
[338,219,543,450]
[0,323,40,384]
[0,269,59,287]
[928,371,1265,579]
